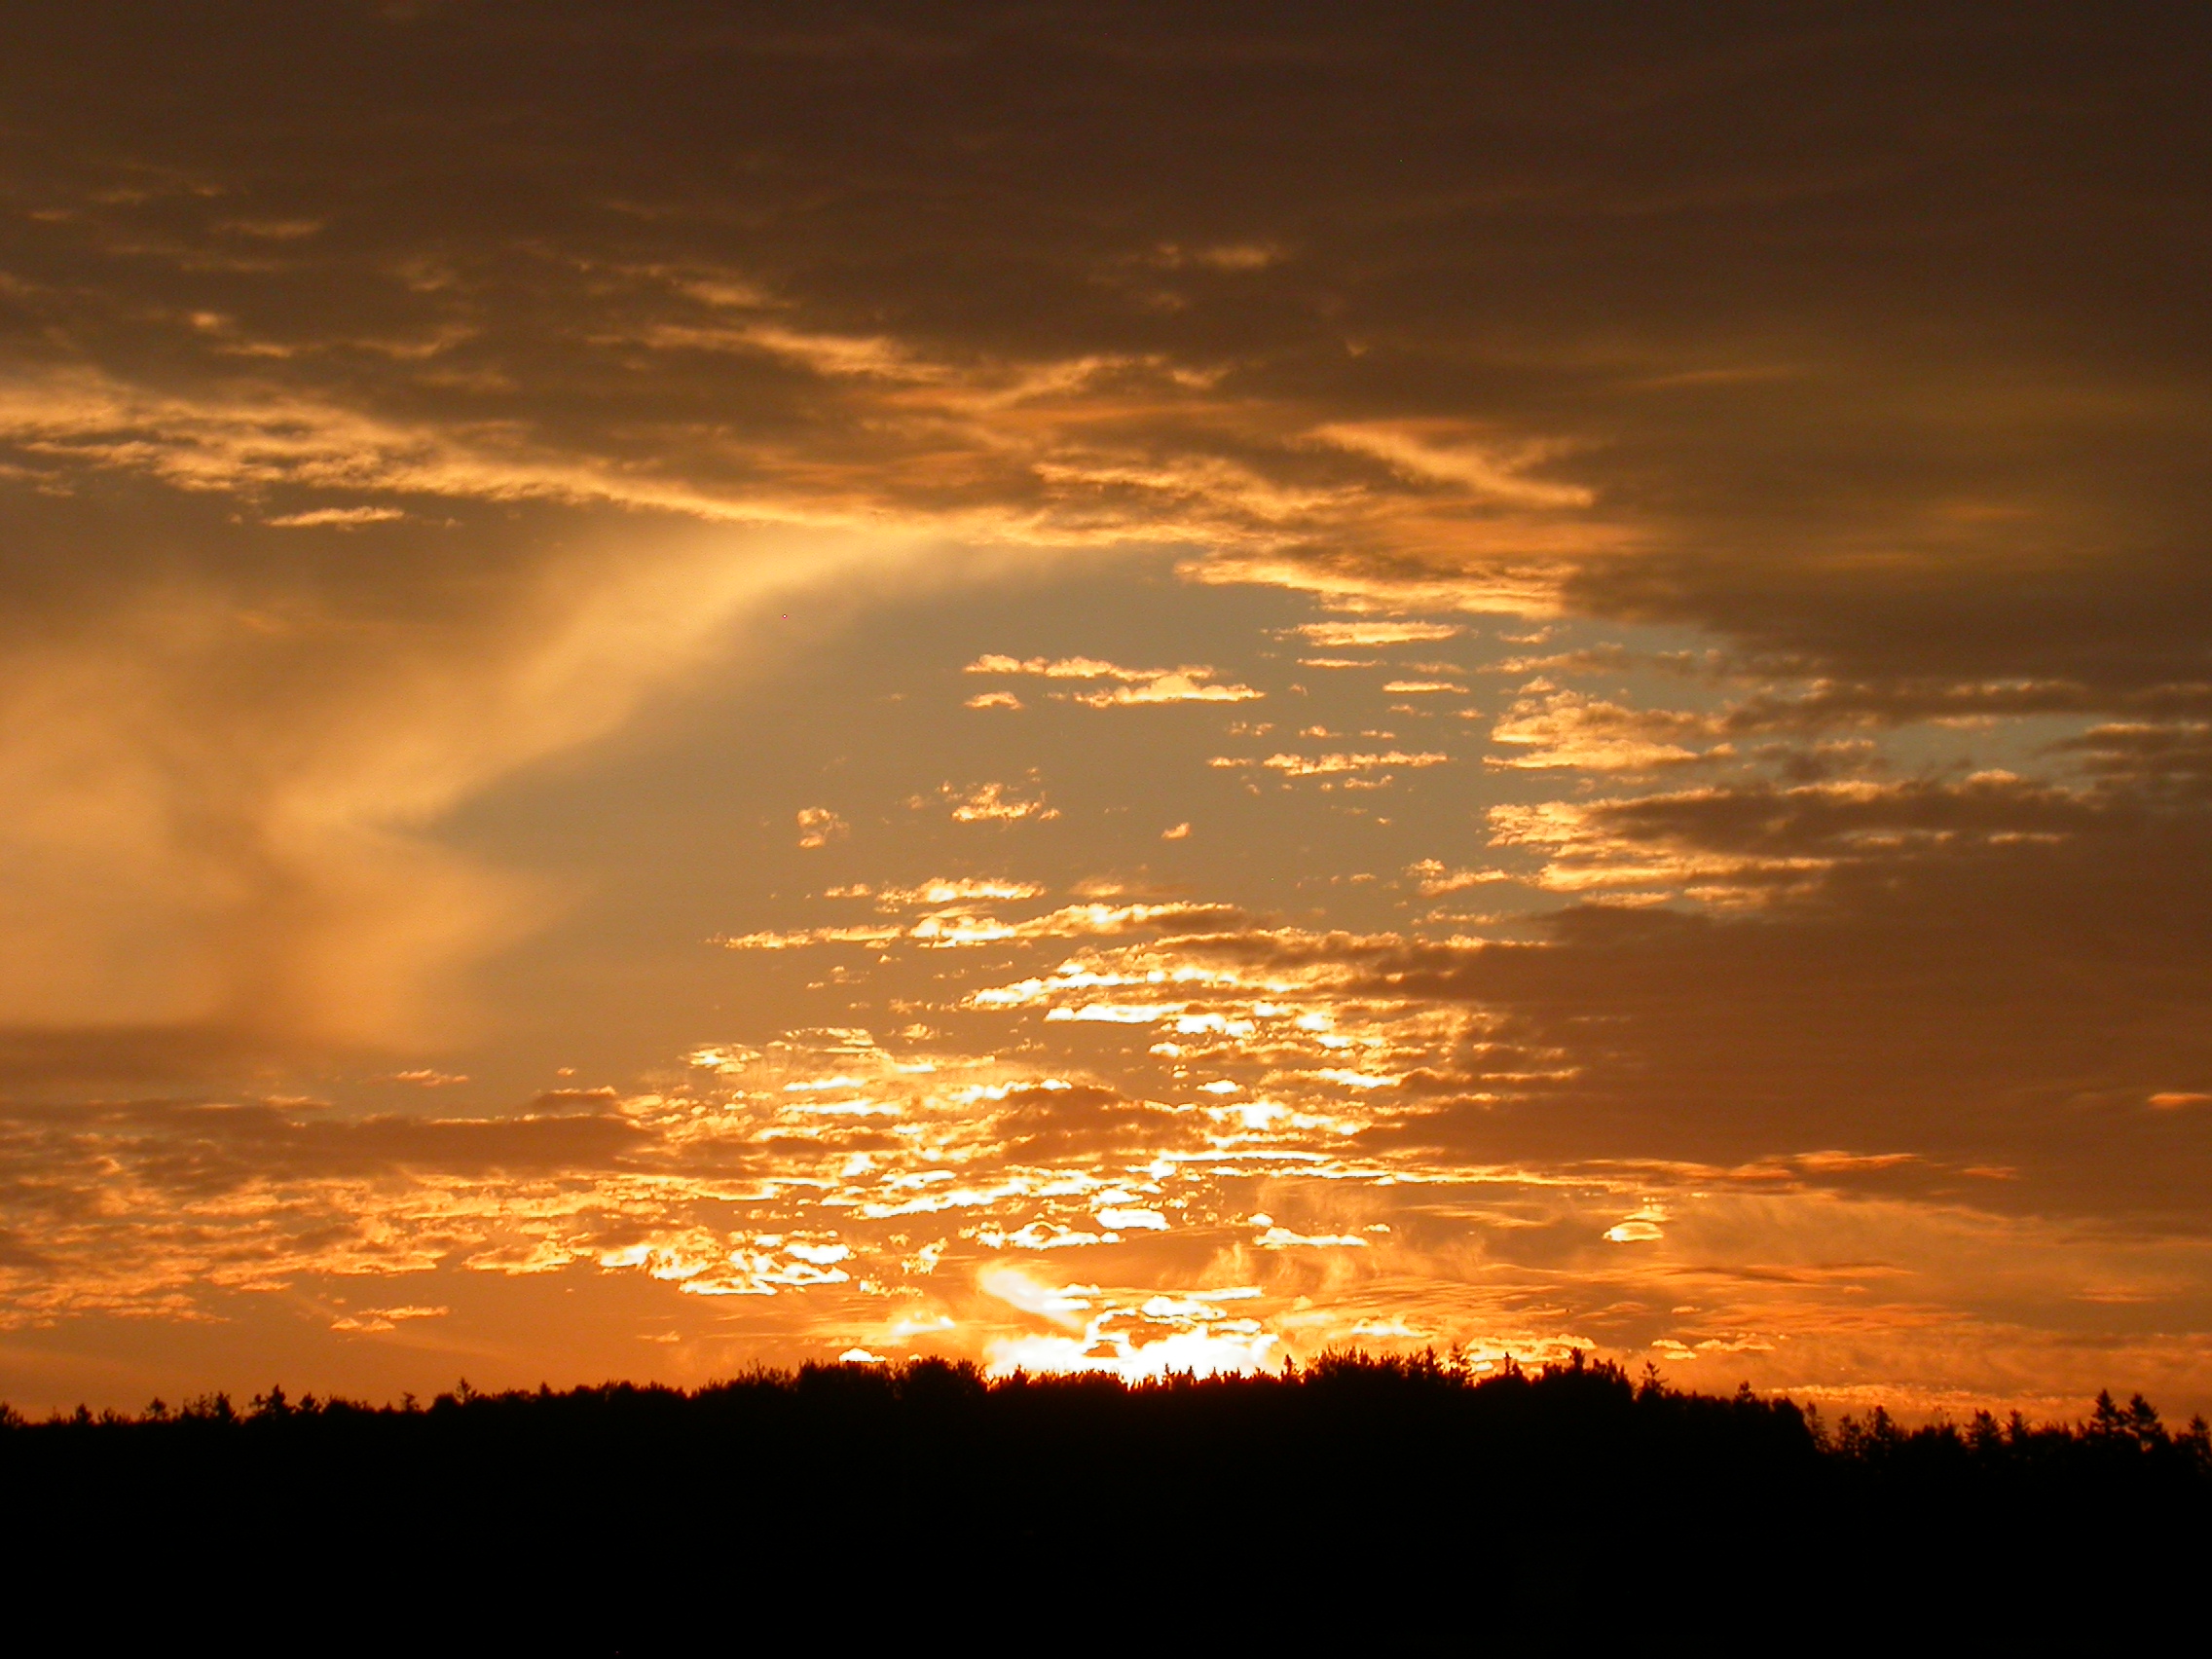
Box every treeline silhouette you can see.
[6,1352,2205,1637]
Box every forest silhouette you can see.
[8,1352,2206,1636]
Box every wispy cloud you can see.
[1257,751,1450,777]
[1290,621,1465,647]
[966,655,1261,706]
[1310,424,1595,510]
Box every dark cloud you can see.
[1566,772,2118,858]
[2052,722,2212,798]
[5,7,2202,691]
[1352,818,2212,1218]
[0,1094,649,1198]
[991,1083,1203,1161]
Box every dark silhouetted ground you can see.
[6,1352,2204,1642]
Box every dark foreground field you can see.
[6,1353,2205,1641]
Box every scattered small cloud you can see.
[1604,1202,1671,1243]
[265,506,406,528]
[719,925,903,950]
[1152,241,1285,272]
[1405,859,1510,896]
[331,1304,450,1333]
[1253,1225,1370,1248]
[1259,751,1449,777]
[1490,690,1730,771]
[1291,621,1463,647]
[872,877,1047,906]
[965,655,1259,706]
[726,899,1238,952]
[796,807,849,848]
[1073,672,1261,707]
[942,783,1059,824]
[218,217,326,240]
[969,655,1128,679]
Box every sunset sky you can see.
[4,4,2208,1418]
